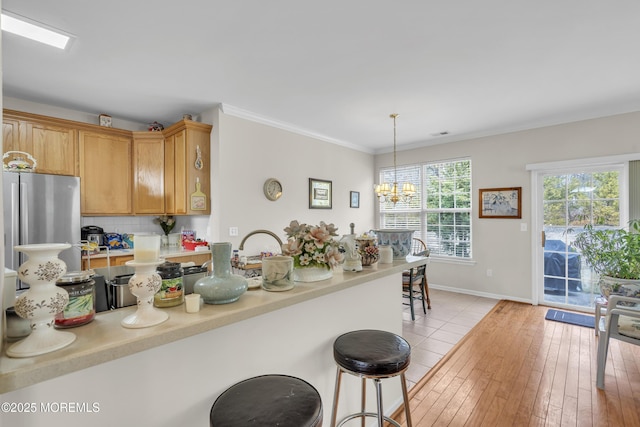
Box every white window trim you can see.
[378,157,473,261]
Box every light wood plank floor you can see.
[395,300,640,426]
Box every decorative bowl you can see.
[373,229,413,259]
[183,240,208,251]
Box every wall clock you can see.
[263,178,283,201]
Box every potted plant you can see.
[572,219,640,300]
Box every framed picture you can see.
[99,114,112,128]
[350,191,360,208]
[479,187,522,218]
[309,178,332,209]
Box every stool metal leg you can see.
[401,373,413,427]
[374,378,384,427]
[361,378,366,427]
[330,367,343,427]
[331,368,408,427]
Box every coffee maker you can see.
[81,226,104,250]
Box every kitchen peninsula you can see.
[0,257,427,427]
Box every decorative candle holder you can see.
[121,260,169,329]
[7,243,76,358]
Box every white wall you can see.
[212,111,375,256]
[376,111,640,302]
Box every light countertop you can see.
[82,246,212,260]
[0,257,427,394]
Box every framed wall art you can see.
[479,187,522,218]
[309,178,332,209]
[350,191,360,208]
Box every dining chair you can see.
[402,237,431,320]
[596,295,640,389]
[403,262,428,321]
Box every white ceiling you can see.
[3,1,640,153]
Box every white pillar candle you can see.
[379,245,393,264]
[134,234,160,262]
[185,294,201,313]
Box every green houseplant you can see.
[572,219,640,299]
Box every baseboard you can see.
[428,283,534,305]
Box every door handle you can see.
[541,231,546,248]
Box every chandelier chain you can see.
[374,113,416,205]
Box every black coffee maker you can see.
[81,226,104,247]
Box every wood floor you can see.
[393,300,640,427]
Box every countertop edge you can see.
[0,257,427,394]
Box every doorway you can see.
[534,164,625,310]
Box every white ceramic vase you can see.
[7,243,76,358]
[121,260,169,328]
[292,266,333,283]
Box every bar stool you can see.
[210,374,323,427]
[330,329,412,427]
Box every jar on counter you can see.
[6,306,32,340]
[155,261,184,307]
[55,271,96,328]
[379,245,393,264]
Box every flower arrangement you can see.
[282,220,344,269]
[356,234,379,266]
[154,215,176,236]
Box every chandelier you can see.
[374,113,416,204]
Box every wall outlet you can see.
[229,227,239,237]
[520,223,527,231]
[486,269,493,277]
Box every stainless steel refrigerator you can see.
[3,172,81,284]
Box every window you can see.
[379,158,472,259]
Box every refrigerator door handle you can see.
[9,182,20,256]
[19,181,28,244]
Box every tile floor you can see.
[401,288,499,389]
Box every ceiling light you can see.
[374,114,416,205]
[1,11,71,49]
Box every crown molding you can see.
[220,104,373,154]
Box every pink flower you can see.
[325,245,345,267]
[305,224,331,246]
[282,239,302,257]
[284,220,305,238]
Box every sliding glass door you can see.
[538,166,623,309]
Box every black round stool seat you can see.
[333,329,411,376]
[210,374,322,427]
